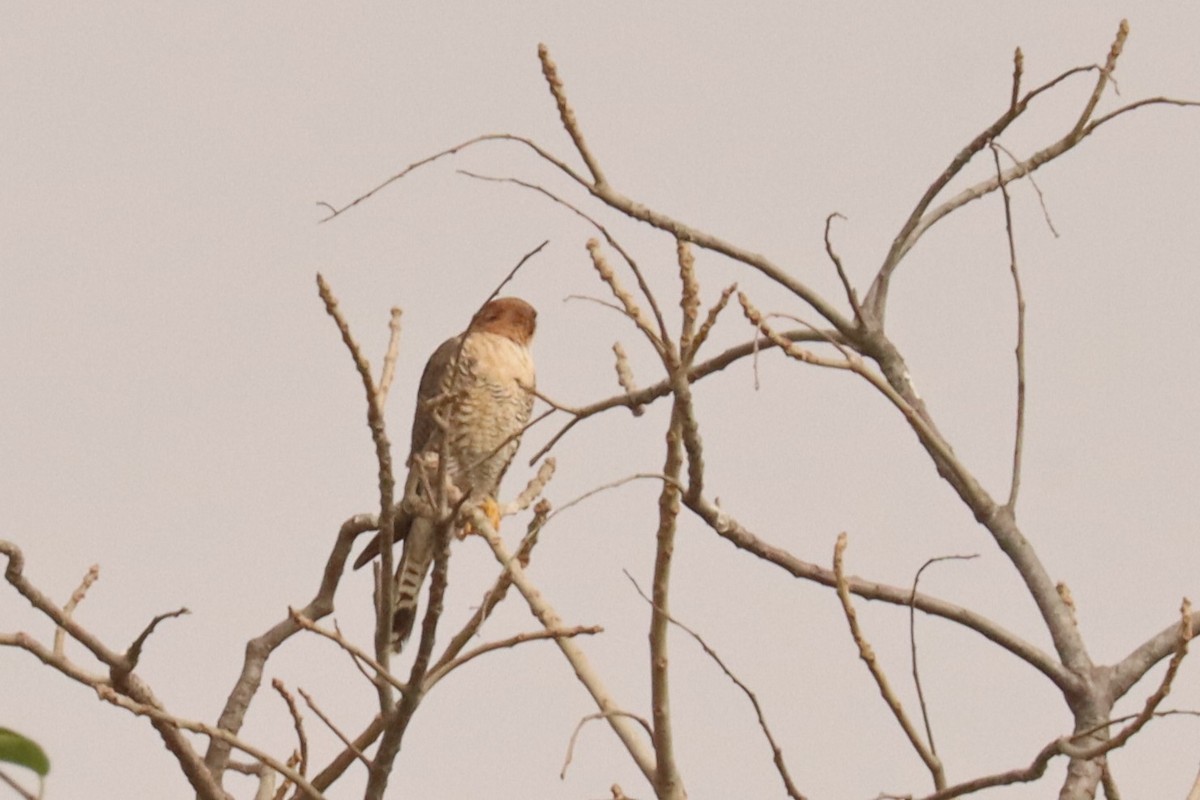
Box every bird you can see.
[352,296,537,651]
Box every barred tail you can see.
[390,518,435,652]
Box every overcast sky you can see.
[3,3,1199,798]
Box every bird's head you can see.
[469,297,538,346]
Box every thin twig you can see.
[297,687,372,771]
[624,571,806,800]
[316,274,397,682]
[834,533,945,790]
[474,507,657,784]
[425,625,602,690]
[548,473,679,522]
[457,169,669,343]
[271,679,308,786]
[54,563,99,657]
[909,554,979,760]
[990,144,1027,510]
[289,609,409,694]
[560,711,655,779]
[123,607,190,672]
[538,43,607,187]
[95,684,325,800]
[824,213,862,324]
[0,768,37,800]
[374,308,403,408]
[992,141,1059,237]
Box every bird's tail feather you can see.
[389,518,435,652]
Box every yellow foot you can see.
[457,496,502,539]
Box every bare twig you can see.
[316,274,397,680]
[612,342,645,416]
[480,239,550,307]
[296,687,372,771]
[909,554,979,760]
[474,507,657,784]
[688,284,737,364]
[648,401,685,800]
[990,144,1027,510]
[625,571,806,800]
[124,607,190,672]
[534,44,854,336]
[425,625,602,690]
[538,43,607,187]
[374,308,403,408]
[824,213,862,324]
[548,473,680,522]
[318,133,590,222]
[0,768,37,800]
[561,711,655,779]
[457,169,669,342]
[834,533,945,789]
[95,684,325,800]
[271,678,308,791]
[587,239,666,355]
[1010,47,1024,111]
[54,563,99,657]
[507,457,557,514]
[992,141,1059,237]
[204,513,376,784]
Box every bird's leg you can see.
[456,496,501,540]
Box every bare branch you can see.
[318,133,590,222]
[95,683,324,800]
[457,169,669,342]
[54,563,99,657]
[648,399,686,800]
[625,571,806,800]
[561,711,655,780]
[909,554,979,761]
[0,768,37,800]
[425,625,602,690]
[480,239,550,307]
[296,687,372,772]
[587,239,666,355]
[431,499,552,675]
[507,457,557,514]
[612,342,645,416]
[374,308,403,408]
[834,533,944,789]
[473,507,658,784]
[824,212,862,324]
[316,273,397,678]
[288,609,408,695]
[989,144,1027,510]
[537,43,607,187]
[124,607,190,672]
[1010,47,1024,111]
[688,283,737,364]
[548,473,680,522]
[204,513,376,784]
[271,679,308,787]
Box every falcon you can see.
[353,297,537,651]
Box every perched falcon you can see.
[353,297,537,651]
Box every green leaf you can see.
[0,728,50,776]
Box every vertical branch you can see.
[538,43,607,188]
[649,400,686,800]
[989,145,1027,510]
[475,509,658,785]
[315,274,397,690]
[834,533,945,790]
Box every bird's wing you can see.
[351,332,465,571]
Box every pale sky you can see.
[3,3,1199,799]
